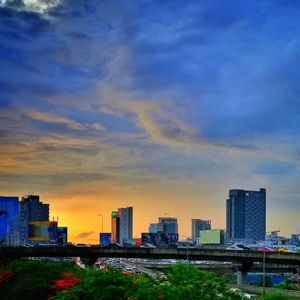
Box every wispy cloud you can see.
[75,231,94,239]
[26,110,106,131]
[26,110,85,130]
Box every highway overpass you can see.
[1,246,299,285]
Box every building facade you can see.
[0,196,19,246]
[226,188,266,243]
[19,195,49,244]
[118,207,133,244]
[148,223,158,233]
[158,217,178,234]
[111,210,120,243]
[191,219,211,240]
[111,207,133,245]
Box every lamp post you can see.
[187,243,189,264]
[98,213,103,233]
[263,250,266,295]
[179,235,190,269]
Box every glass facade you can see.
[0,196,19,245]
[158,217,178,234]
[226,188,266,243]
[191,219,211,240]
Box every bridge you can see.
[1,246,300,285]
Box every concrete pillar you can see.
[236,261,253,286]
[237,270,248,285]
[80,256,98,267]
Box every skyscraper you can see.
[111,210,120,243]
[118,207,133,244]
[158,217,178,234]
[226,188,266,243]
[0,196,19,246]
[19,195,49,244]
[111,207,133,245]
[191,219,211,240]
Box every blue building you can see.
[0,196,19,245]
[158,217,178,234]
[148,223,158,233]
[226,188,266,244]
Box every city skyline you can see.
[0,187,297,244]
[1,1,300,243]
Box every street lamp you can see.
[98,213,103,233]
[263,250,266,295]
[179,235,190,267]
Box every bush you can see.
[258,292,300,300]
[54,264,247,300]
[0,260,248,300]
[0,260,81,300]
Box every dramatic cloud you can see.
[1,0,300,241]
[0,0,60,12]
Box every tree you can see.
[0,260,81,300]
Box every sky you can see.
[0,0,300,243]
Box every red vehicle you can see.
[257,247,275,252]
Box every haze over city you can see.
[1,0,300,243]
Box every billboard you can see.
[199,229,224,245]
[141,232,178,246]
[100,233,111,246]
[28,221,58,242]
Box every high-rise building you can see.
[20,195,49,221]
[118,207,133,244]
[226,188,266,243]
[158,217,178,234]
[111,207,133,245]
[111,210,120,243]
[191,219,211,240]
[19,195,49,244]
[0,196,19,246]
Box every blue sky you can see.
[0,0,300,241]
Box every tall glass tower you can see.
[226,188,266,243]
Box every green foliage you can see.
[0,259,81,300]
[274,280,300,291]
[54,263,247,300]
[54,267,158,300]
[155,264,246,300]
[79,267,137,300]
[257,292,300,300]
[0,260,249,300]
